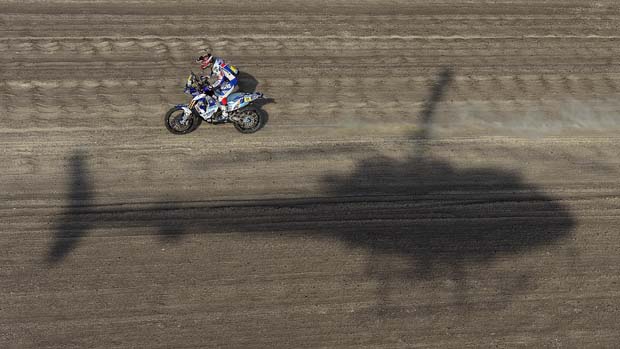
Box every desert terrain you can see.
[2,0,620,347]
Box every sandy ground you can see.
[2,0,620,347]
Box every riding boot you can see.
[216,105,229,122]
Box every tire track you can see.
[3,73,619,96]
[2,36,620,57]
[2,10,619,37]
[2,73,618,115]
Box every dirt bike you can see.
[164,71,265,135]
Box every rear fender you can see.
[231,92,264,111]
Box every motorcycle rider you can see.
[196,53,239,121]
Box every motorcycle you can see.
[164,71,265,135]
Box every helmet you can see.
[196,53,214,70]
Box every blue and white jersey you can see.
[211,58,238,89]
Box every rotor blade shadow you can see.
[48,150,93,264]
[413,66,454,156]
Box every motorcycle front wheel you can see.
[164,106,202,135]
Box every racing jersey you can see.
[211,58,238,88]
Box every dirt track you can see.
[2,1,620,347]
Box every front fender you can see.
[175,104,193,117]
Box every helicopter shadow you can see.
[320,67,575,306]
[49,68,575,312]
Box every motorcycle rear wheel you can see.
[233,108,262,134]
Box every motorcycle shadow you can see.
[237,71,259,93]
[251,97,275,131]
[237,70,274,131]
